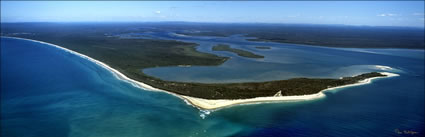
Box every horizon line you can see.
[1,21,424,29]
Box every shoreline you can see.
[1,36,400,110]
[181,72,399,110]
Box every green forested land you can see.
[212,44,264,58]
[255,46,271,49]
[1,23,388,99]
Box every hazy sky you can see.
[1,1,424,27]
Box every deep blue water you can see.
[1,37,424,137]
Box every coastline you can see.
[0,37,170,93]
[1,36,400,110]
[181,72,399,110]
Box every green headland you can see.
[1,23,391,99]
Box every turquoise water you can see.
[1,37,424,137]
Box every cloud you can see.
[377,13,398,17]
[155,11,161,14]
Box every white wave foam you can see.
[199,110,211,119]
[375,65,393,70]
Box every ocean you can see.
[1,37,424,137]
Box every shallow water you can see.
[1,37,424,137]
[140,32,417,83]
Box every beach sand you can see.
[182,72,399,110]
[3,36,400,110]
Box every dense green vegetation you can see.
[138,72,385,99]
[212,44,264,58]
[1,23,389,99]
[255,46,271,49]
[173,23,425,49]
[3,22,423,49]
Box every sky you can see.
[1,1,424,27]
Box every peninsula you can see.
[1,23,400,109]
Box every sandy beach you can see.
[182,72,399,110]
[3,36,400,110]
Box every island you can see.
[212,44,264,58]
[1,23,400,109]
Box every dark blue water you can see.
[1,37,424,137]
